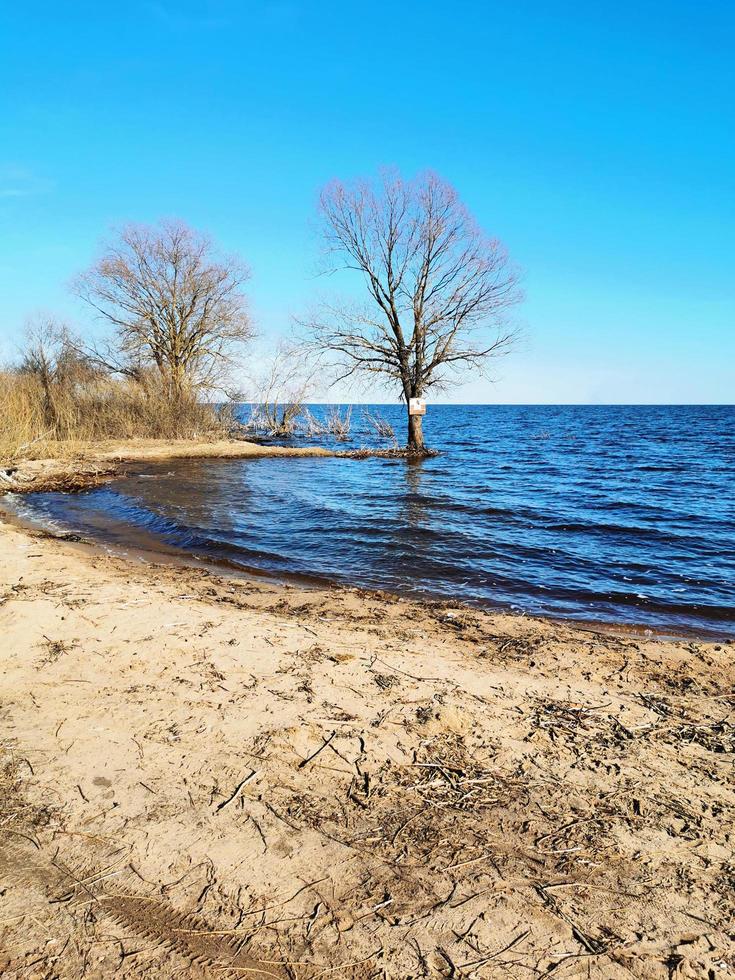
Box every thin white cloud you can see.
[0,166,54,200]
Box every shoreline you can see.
[0,437,436,496]
[3,493,726,646]
[1,510,734,977]
[3,436,731,643]
[0,437,338,495]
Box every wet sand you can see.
[1,511,734,978]
[0,438,336,495]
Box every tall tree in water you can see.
[309,170,522,451]
[75,220,252,405]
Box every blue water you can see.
[12,405,735,636]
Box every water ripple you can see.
[14,404,735,636]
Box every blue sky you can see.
[1,0,733,403]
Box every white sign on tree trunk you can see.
[409,398,426,416]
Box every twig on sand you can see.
[214,770,258,813]
[298,731,337,769]
[457,928,530,968]
[373,656,450,685]
[436,946,460,974]
[307,950,382,978]
[264,801,300,831]
[246,812,268,852]
[534,884,606,954]
[173,877,331,933]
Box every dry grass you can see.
[0,370,227,463]
[0,753,57,862]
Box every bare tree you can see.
[19,316,93,433]
[74,219,252,405]
[307,170,522,451]
[247,344,315,436]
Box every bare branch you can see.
[304,169,523,448]
[73,219,253,402]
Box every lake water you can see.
[11,405,735,636]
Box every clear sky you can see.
[1,1,733,403]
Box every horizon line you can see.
[245,401,735,408]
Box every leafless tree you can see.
[247,345,315,436]
[306,170,522,451]
[19,316,93,432]
[74,219,252,405]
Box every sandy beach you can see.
[0,439,337,495]
[2,1,731,973]
[1,499,734,978]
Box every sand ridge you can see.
[0,438,337,495]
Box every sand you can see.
[1,511,734,978]
[0,439,336,495]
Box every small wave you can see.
[14,403,735,637]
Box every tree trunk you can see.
[407,411,425,452]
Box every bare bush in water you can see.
[324,405,352,440]
[300,407,327,437]
[247,346,315,437]
[362,408,396,442]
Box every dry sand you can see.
[1,511,734,978]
